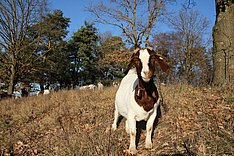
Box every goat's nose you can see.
[143,71,149,76]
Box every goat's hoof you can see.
[125,148,137,155]
[125,128,130,134]
[111,124,117,131]
[145,142,153,149]
[126,130,130,134]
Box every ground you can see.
[0,84,233,155]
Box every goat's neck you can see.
[136,77,156,98]
[135,77,158,112]
[138,78,154,91]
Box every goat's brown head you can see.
[125,47,169,82]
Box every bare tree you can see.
[0,0,49,95]
[182,0,196,9]
[164,8,210,84]
[87,0,173,48]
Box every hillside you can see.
[0,85,233,156]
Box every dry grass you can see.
[0,85,233,156]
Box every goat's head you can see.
[125,47,169,82]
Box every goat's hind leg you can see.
[112,109,119,130]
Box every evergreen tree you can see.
[68,22,100,85]
[28,10,70,85]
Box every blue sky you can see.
[51,0,216,38]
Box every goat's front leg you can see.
[145,109,157,149]
[127,115,137,154]
[125,119,129,133]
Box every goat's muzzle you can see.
[142,71,153,82]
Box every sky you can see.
[50,0,216,38]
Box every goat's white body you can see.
[88,84,96,90]
[112,68,160,154]
[43,89,50,95]
[115,69,157,121]
[97,82,104,90]
[79,84,96,90]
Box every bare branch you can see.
[87,0,172,48]
[0,0,49,94]
[182,0,196,10]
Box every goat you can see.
[43,84,50,95]
[112,47,169,154]
[79,85,88,90]
[37,83,51,95]
[79,84,96,90]
[88,84,96,90]
[43,89,50,95]
[97,82,104,90]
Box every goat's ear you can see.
[134,48,140,54]
[147,47,169,72]
[146,46,153,51]
[129,48,140,58]
[155,54,170,73]
[124,61,133,75]
[124,56,137,75]
[124,48,140,74]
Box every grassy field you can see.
[0,84,233,156]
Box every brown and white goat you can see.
[112,47,169,154]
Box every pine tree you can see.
[29,10,70,84]
[68,22,100,85]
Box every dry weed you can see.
[0,85,233,156]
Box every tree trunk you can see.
[7,65,15,96]
[212,0,234,85]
